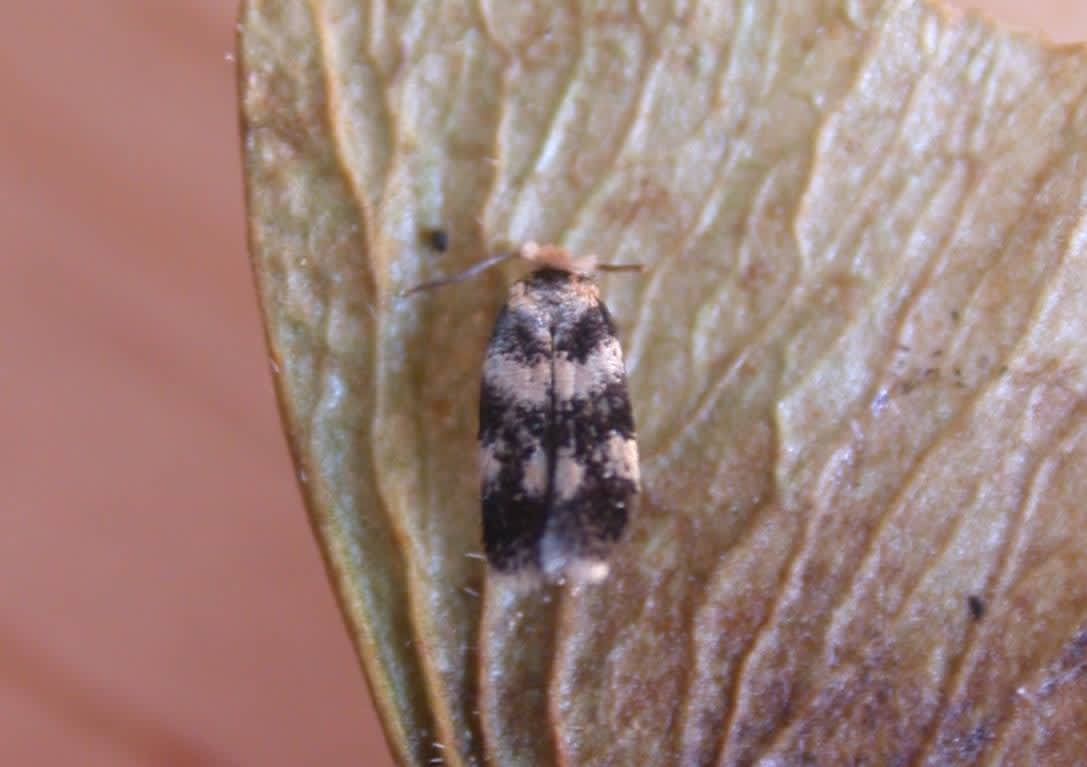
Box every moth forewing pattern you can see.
[405,242,641,585]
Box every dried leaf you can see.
[238,1,1087,765]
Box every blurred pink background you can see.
[2,2,1084,765]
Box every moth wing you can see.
[541,298,639,582]
[479,303,553,574]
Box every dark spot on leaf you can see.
[423,227,449,252]
[967,594,985,621]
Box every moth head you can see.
[519,241,598,275]
[399,240,642,297]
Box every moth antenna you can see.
[595,263,645,274]
[398,251,516,297]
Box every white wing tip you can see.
[561,559,611,586]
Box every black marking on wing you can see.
[484,304,551,364]
[563,300,617,363]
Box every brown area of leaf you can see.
[238,1,1087,765]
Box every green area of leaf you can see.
[239,1,1087,764]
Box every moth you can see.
[403,242,641,585]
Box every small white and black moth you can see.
[403,242,641,585]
